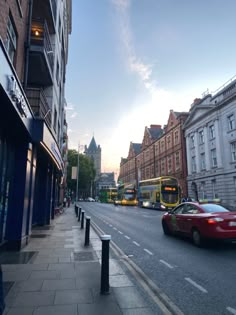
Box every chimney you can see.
[150,124,161,129]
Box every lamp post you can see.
[76,146,79,202]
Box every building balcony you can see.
[32,0,56,34]
[28,21,54,86]
[26,88,51,127]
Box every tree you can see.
[66,149,96,199]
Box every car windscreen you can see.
[201,204,229,213]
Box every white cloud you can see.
[70,112,78,119]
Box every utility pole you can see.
[76,144,79,202]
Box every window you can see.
[228,114,235,131]
[191,156,196,172]
[161,140,165,152]
[234,177,236,191]
[199,130,204,144]
[174,130,179,144]
[155,144,159,156]
[167,156,172,173]
[231,141,236,162]
[199,182,206,200]
[209,124,215,139]
[211,149,217,167]
[175,151,180,170]
[161,159,165,174]
[53,108,57,131]
[167,135,171,149]
[212,179,218,199]
[5,15,17,63]
[200,153,205,170]
[190,135,195,148]
[56,60,60,84]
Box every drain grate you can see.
[73,251,95,262]
[0,251,37,264]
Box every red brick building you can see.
[0,0,28,80]
[118,110,189,197]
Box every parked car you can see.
[162,202,236,246]
[87,197,95,202]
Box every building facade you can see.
[0,0,71,250]
[118,112,189,197]
[184,77,236,207]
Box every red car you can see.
[162,202,236,246]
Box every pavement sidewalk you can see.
[1,205,163,315]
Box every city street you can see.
[80,202,236,315]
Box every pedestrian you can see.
[63,197,67,207]
[181,196,187,203]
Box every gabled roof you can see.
[147,125,163,140]
[183,97,215,129]
[132,143,142,155]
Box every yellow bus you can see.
[99,188,117,203]
[138,176,179,210]
[115,183,138,206]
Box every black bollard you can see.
[81,210,85,229]
[100,235,111,295]
[78,207,81,222]
[84,216,91,246]
[75,205,78,217]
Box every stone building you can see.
[184,76,236,208]
[84,136,101,180]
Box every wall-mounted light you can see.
[34,30,40,36]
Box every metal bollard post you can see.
[75,205,78,217]
[84,216,91,246]
[100,235,111,295]
[78,207,81,222]
[81,210,85,229]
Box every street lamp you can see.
[76,146,79,202]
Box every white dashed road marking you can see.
[227,307,236,315]
[185,277,208,293]
[125,235,130,239]
[133,241,140,247]
[159,259,174,269]
[118,231,123,234]
[144,248,153,255]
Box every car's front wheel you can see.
[162,220,171,235]
[192,228,203,247]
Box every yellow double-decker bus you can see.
[99,188,117,203]
[138,176,179,210]
[115,183,138,206]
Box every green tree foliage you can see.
[67,149,96,198]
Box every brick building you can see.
[0,0,71,249]
[118,111,189,197]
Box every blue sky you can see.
[65,0,236,175]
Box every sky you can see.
[65,0,236,176]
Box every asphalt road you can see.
[79,202,236,315]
